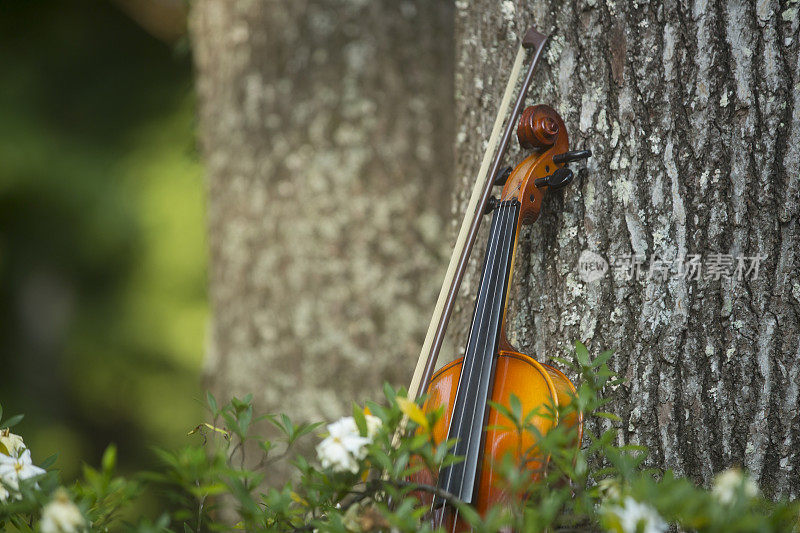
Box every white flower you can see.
[606,496,667,533]
[316,416,372,474]
[40,488,86,533]
[712,468,759,505]
[316,436,360,474]
[0,428,26,458]
[364,414,382,439]
[0,482,8,502]
[0,449,46,492]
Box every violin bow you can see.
[407,27,550,401]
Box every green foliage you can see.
[71,445,141,530]
[0,344,798,532]
[0,0,206,484]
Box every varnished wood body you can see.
[411,351,582,530]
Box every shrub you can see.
[1,342,797,532]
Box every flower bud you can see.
[0,429,25,458]
[40,488,86,533]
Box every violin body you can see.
[416,352,580,520]
[408,104,587,531]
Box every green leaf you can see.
[258,440,273,456]
[383,382,397,403]
[231,396,248,412]
[222,412,241,437]
[575,341,590,367]
[509,394,523,425]
[371,449,393,472]
[39,453,58,470]
[550,355,574,368]
[238,405,253,436]
[102,444,117,473]
[206,391,218,413]
[188,482,228,498]
[593,349,614,368]
[2,414,23,429]
[294,422,323,441]
[280,414,293,437]
[488,400,515,424]
[352,403,368,437]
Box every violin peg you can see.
[535,167,573,190]
[552,149,592,164]
[548,167,574,189]
[494,166,513,186]
[484,196,499,214]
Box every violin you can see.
[409,104,589,530]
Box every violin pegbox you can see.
[500,104,570,224]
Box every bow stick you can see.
[407,27,549,401]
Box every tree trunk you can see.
[451,0,799,497]
[190,0,453,440]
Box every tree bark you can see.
[190,0,453,440]
[451,0,799,497]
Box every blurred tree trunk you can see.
[450,1,799,497]
[190,0,453,448]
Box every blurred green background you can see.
[0,0,205,487]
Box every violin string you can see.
[456,201,514,524]
[447,200,513,513]
[432,201,507,525]
[434,203,501,510]
[462,200,511,458]
[444,200,506,493]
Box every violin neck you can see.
[438,199,520,503]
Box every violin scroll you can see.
[516,105,560,149]
[501,104,569,223]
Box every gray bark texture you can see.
[449,0,800,497]
[190,0,454,464]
